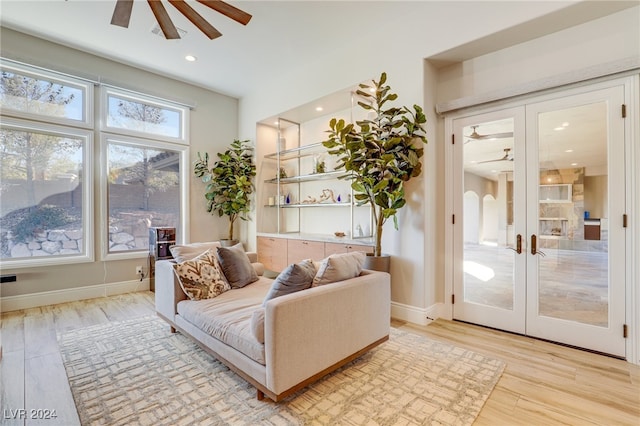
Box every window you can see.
[102,137,187,260]
[102,88,187,143]
[0,118,93,267]
[0,60,93,127]
[0,60,190,266]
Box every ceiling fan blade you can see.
[477,148,512,164]
[490,132,514,139]
[467,132,514,140]
[147,0,181,39]
[196,0,252,25]
[168,0,222,39]
[111,0,134,27]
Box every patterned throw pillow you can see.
[174,249,230,300]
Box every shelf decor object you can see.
[263,115,372,238]
[323,72,427,269]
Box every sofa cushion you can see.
[250,308,265,344]
[313,251,365,286]
[174,249,230,300]
[170,242,221,263]
[262,259,315,305]
[217,243,259,288]
[177,278,272,364]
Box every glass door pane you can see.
[462,118,516,310]
[536,102,609,327]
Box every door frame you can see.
[443,74,639,363]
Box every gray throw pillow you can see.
[216,243,259,288]
[312,251,365,286]
[263,259,316,305]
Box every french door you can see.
[451,82,628,357]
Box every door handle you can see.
[531,234,547,257]
[507,234,522,254]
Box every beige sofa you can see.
[155,243,391,402]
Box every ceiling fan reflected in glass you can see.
[464,125,514,144]
[110,0,252,40]
[478,148,514,164]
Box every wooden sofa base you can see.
[157,312,388,402]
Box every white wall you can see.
[238,3,639,321]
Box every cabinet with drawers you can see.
[324,242,373,256]
[258,235,374,272]
[287,239,325,264]
[257,236,288,272]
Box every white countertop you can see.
[257,232,374,246]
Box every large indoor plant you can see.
[194,139,256,245]
[323,72,427,269]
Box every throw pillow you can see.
[313,251,366,286]
[174,249,230,300]
[170,242,221,263]
[250,308,265,344]
[216,243,259,288]
[262,259,316,305]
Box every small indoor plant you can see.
[323,72,427,269]
[194,139,256,245]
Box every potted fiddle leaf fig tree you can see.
[194,139,256,246]
[323,72,427,271]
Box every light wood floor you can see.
[1,291,638,425]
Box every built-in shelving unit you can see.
[259,117,372,239]
[539,184,572,203]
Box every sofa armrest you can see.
[155,259,186,324]
[263,270,390,395]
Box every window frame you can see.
[0,59,94,129]
[0,117,94,269]
[100,133,189,261]
[100,86,190,145]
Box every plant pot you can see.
[219,239,239,248]
[363,253,390,273]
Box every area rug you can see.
[58,316,505,425]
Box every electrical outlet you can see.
[136,266,143,275]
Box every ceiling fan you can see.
[110,0,252,40]
[465,125,514,143]
[478,148,514,164]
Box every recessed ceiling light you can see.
[554,126,565,131]
[571,163,578,166]
[185,55,197,62]
[562,122,570,127]
[565,149,573,153]
[315,107,323,112]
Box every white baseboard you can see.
[391,301,446,326]
[0,279,150,312]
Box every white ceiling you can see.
[0,0,632,176]
[3,1,636,101]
